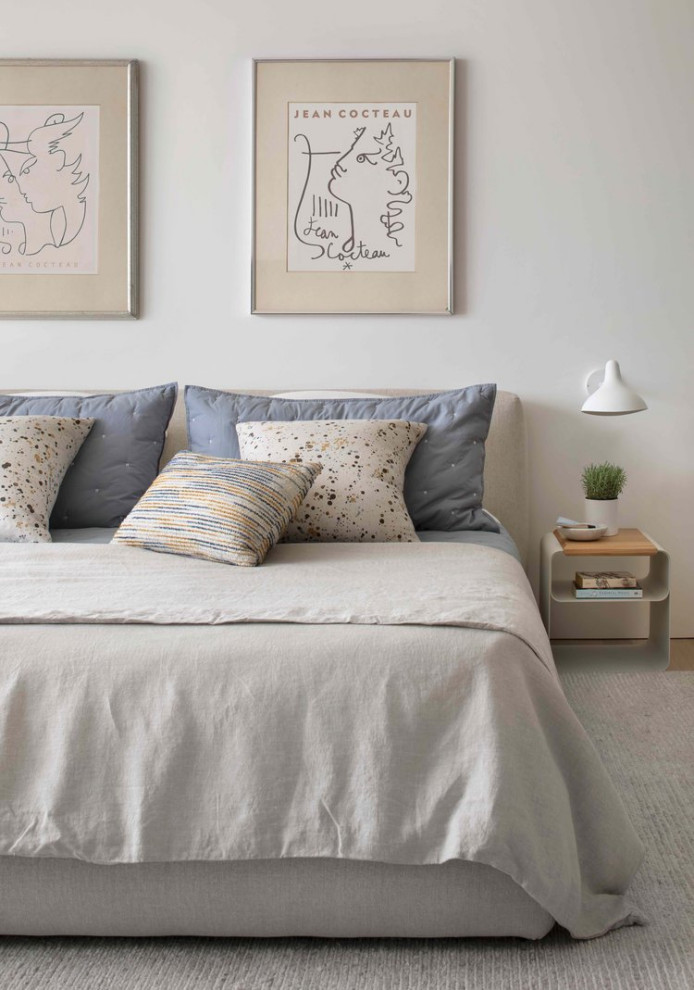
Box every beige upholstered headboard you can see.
[481,391,529,563]
[162,388,529,564]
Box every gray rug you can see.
[0,672,692,989]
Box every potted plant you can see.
[581,462,626,536]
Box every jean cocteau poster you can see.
[0,60,137,319]
[253,60,453,314]
[287,103,417,273]
[0,106,99,274]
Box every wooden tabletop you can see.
[553,527,658,556]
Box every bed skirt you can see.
[0,857,554,939]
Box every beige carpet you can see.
[0,672,692,989]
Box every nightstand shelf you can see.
[549,575,668,603]
[551,639,667,669]
[540,529,670,672]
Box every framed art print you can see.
[252,58,454,315]
[0,59,138,318]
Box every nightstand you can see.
[540,528,670,672]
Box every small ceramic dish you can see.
[558,525,608,542]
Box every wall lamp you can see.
[581,359,647,416]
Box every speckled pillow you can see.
[236,419,427,543]
[0,416,94,543]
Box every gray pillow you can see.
[0,384,177,528]
[185,384,498,532]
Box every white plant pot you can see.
[584,498,619,536]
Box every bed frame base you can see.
[0,857,553,939]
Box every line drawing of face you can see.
[327,123,412,252]
[328,127,369,199]
[0,149,60,257]
[16,112,89,247]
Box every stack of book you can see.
[574,571,643,599]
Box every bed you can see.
[0,389,643,939]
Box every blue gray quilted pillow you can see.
[185,384,498,532]
[0,384,177,529]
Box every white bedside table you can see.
[540,528,670,672]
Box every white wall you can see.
[2,0,693,635]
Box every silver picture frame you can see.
[252,58,454,315]
[0,59,138,319]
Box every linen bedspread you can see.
[0,542,643,938]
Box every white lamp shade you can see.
[581,359,647,416]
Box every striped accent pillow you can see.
[112,451,322,566]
